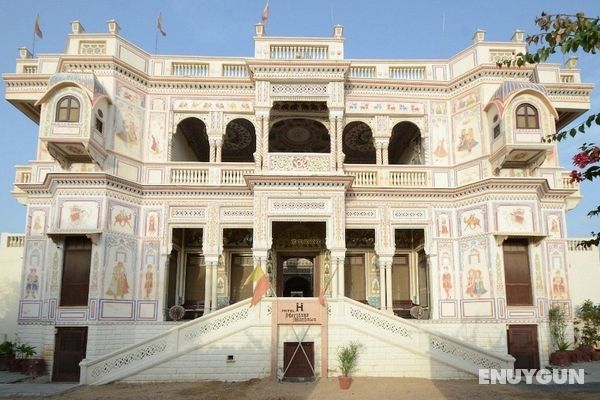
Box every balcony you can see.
[152,163,255,186]
[11,165,32,204]
[345,165,431,188]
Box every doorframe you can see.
[52,326,88,382]
[507,323,540,370]
[276,251,321,297]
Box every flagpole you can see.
[155,28,158,54]
[32,29,36,57]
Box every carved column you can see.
[377,254,393,312]
[254,117,264,170]
[382,139,389,166]
[209,139,216,163]
[375,142,383,165]
[215,138,223,163]
[329,116,337,171]
[203,255,219,313]
[330,250,345,297]
[336,116,344,170]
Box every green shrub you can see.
[337,342,362,376]
[549,305,569,351]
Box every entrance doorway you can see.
[277,255,319,297]
[52,327,87,382]
[507,324,540,370]
[283,342,315,380]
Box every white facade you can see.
[4,20,597,382]
[0,233,25,342]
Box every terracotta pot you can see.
[592,352,600,361]
[8,358,24,372]
[578,347,593,362]
[568,349,583,363]
[338,375,352,390]
[0,355,13,371]
[550,351,571,366]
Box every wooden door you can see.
[230,254,253,303]
[283,342,314,379]
[503,239,533,306]
[391,254,410,301]
[53,327,87,382]
[507,324,539,370]
[344,254,366,302]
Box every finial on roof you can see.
[333,24,344,38]
[18,47,32,59]
[255,23,265,37]
[71,20,85,34]
[107,19,121,35]
[511,29,525,43]
[473,29,485,44]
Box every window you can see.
[503,239,533,306]
[515,104,539,129]
[56,96,81,122]
[60,236,92,306]
[95,109,104,133]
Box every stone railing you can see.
[349,66,376,78]
[80,299,255,385]
[223,64,249,78]
[334,298,514,376]
[172,62,209,77]
[267,153,331,173]
[6,235,25,248]
[166,163,254,185]
[389,66,426,80]
[567,238,597,252]
[560,73,575,83]
[270,45,328,60]
[345,165,430,187]
[14,166,32,184]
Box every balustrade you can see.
[270,45,328,60]
[172,63,209,77]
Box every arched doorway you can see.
[342,121,376,164]
[223,119,256,162]
[269,118,330,153]
[172,117,209,162]
[388,122,424,165]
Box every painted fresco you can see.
[59,201,100,230]
[431,116,450,165]
[496,205,534,232]
[548,243,568,300]
[460,238,491,299]
[144,210,160,237]
[459,207,486,236]
[141,242,159,300]
[547,214,562,238]
[29,210,46,236]
[453,106,482,163]
[103,236,136,300]
[147,112,165,162]
[113,84,145,158]
[438,241,455,300]
[109,203,136,235]
[436,213,451,238]
[23,241,45,299]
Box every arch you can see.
[55,95,81,122]
[269,118,330,153]
[515,103,539,129]
[223,118,256,162]
[388,121,424,165]
[172,117,209,162]
[342,121,375,164]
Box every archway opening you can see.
[388,122,424,165]
[172,118,209,162]
[223,119,256,162]
[343,121,376,164]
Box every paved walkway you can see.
[0,372,78,398]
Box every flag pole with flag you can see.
[261,1,270,25]
[318,265,339,306]
[32,14,43,56]
[243,263,272,307]
[155,12,167,53]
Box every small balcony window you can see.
[56,96,81,123]
[515,103,539,129]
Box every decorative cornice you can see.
[245,174,354,190]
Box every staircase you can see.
[79,297,514,384]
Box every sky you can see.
[0,0,599,237]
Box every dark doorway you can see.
[507,324,540,370]
[283,342,315,380]
[53,327,87,382]
[277,255,319,297]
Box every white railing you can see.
[14,166,32,184]
[172,63,209,77]
[389,171,428,187]
[560,171,579,190]
[334,298,514,376]
[222,64,249,78]
[347,171,378,186]
[170,168,209,185]
[567,238,597,251]
[80,299,255,385]
[489,50,515,65]
[389,66,425,80]
[23,65,38,74]
[221,169,253,185]
[270,45,328,60]
[349,66,376,78]
[560,74,575,83]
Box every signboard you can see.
[276,299,322,325]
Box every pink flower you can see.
[569,170,583,183]
[573,152,591,168]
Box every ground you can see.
[8,377,599,400]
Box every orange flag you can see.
[244,265,271,307]
[261,1,270,24]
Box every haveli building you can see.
[4,19,595,383]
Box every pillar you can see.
[215,138,222,163]
[204,255,219,313]
[378,255,394,313]
[382,140,389,166]
[330,250,345,297]
[375,142,383,165]
[329,116,337,171]
[254,117,264,170]
[336,116,344,170]
[209,139,216,163]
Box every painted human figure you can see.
[106,261,129,299]
[439,217,449,237]
[148,214,157,235]
[442,266,452,299]
[25,268,39,299]
[144,264,154,300]
[465,269,475,297]
[457,127,478,153]
[473,270,487,297]
[552,270,567,299]
[433,138,448,158]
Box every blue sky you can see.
[0,0,599,237]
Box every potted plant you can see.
[336,342,362,390]
[576,299,600,361]
[0,341,16,371]
[548,305,571,366]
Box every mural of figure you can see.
[148,214,157,235]
[550,217,560,235]
[466,268,487,298]
[552,269,567,299]
[25,268,39,299]
[439,216,449,237]
[474,270,487,297]
[116,118,138,146]
[106,261,129,299]
[433,138,448,158]
[144,264,153,300]
[457,127,478,153]
[32,216,42,232]
[465,269,475,297]
[442,266,452,299]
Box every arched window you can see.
[56,96,81,122]
[515,104,539,129]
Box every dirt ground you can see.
[17,377,600,400]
